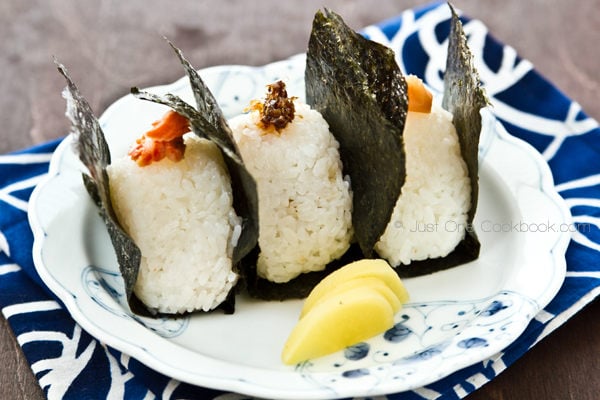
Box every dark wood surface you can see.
[1,1,598,399]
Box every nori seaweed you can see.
[305,8,408,258]
[395,3,489,277]
[131,40,259,266]
[442,3,488,226]
[56,61,146,315]
[243,244,364,300]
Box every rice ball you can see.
[229,101,353,283]
[375,104,471,266]
[107,135,241,314]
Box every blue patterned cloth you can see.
[1,2,599,399]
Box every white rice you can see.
[229,101,353,283]
[107,135,241,314]
[375,103,471,266]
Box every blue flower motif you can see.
[383,323,412,342]
[458,337,488,349]
[481,300,508,316]
[344,343,370,360]
[405,347,442,361]
[342,368,370,378]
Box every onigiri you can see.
[108,133,242,314]
[229,81,353,283]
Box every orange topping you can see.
[145,110,190,141]
[128,110,189,166]
[406,75,432,113]
[129,135,185,167]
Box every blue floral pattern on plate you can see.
[82,266,189,338]
[295,291,536,394]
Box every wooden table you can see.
[1,1,598,398]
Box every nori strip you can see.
[305,8,408,257]
[243,244,363,300]
[56,61,146,315]
[131,41,258,265]
[395,3,489,277]
[442,3,488,226]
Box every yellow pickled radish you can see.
[281,286,395,365]
[300,259,409,316]
[299,276,401,318]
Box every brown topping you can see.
[128,110,189,166]
[250,80,296,133]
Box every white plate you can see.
[29,55,571,399]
